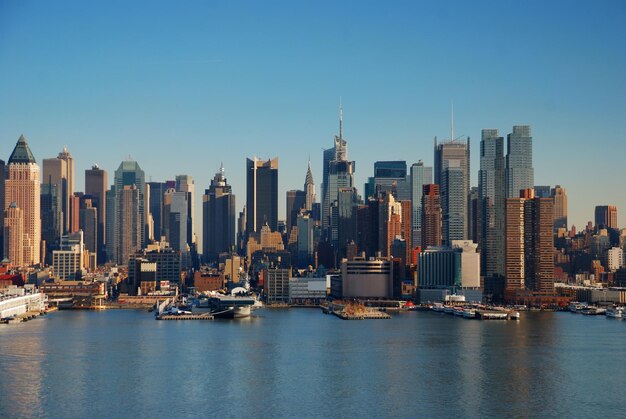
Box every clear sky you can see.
[1,0,625,245]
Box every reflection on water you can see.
[1,310,625,417]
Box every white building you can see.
[0,291,46,318]
[289,277,326,303]
[52,231,85,281]
[606,247,623,272]
[451,240,481,288]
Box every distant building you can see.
[595,205,618,230]
[80,198,98,260]
[341,258,392,298]
[505,125,534,199]
[3,203,24,268]
[43,147,74,234]
[434,136,469,239]
[286,189,306,236]
[202,166,236,263]
[606,247,623,272]
[410,161,432,248]
[175,175,195,246]
[421,184,442,249]
[266,268,291,304]
[246,157,278,236]
[505,189,554,294]
[289,277,326,304]
[52,231,85,281]
[372,161,410,200]
[552,185,568,230]
[5,135,41,265]
[85,165,108,261]
[128,241,182,286]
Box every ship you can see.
[192,288,262,319]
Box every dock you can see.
[156,313,214,320]
[332,311,391,320]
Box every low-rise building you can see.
[289,277,326,304]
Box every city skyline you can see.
[1,1,625,238]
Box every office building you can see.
[479,128,505,277]
[128,241,182,285]
[0,159,4,257]
[175,175,195,246]
[421,184,442,248]
[266,268,291,304]
[42,147,74,234]
[505,189,554,294]
[147,181,166,240]
[595,205,618,230]
[40,182,62,264]
[246,157,278,236]
[372,161,410,200]
[552,185,567,230]
[410,161,432,247]
[85,165,107,260]
[3,203,24,268]
[505,125,534,198]
[5,135,41,265]
[80,198,98,257]
[52,231,84,281]
[202,165,236,262]
[434,136,469,238]
[286,189,306,235]
[341,258,392,298]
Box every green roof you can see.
[8,134,36,164]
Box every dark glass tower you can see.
[202,166,236,262]
[246,157,278,237]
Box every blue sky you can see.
[1,0,625,242]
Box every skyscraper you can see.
[479,129,505,277]
[441,159,465,244]
[85,165,107,261]
[595,205,618,230]
[147,181,166,241]
[246,157,278,237]
[372,161,410,200]
[304,160,316,211]
[421,184,442,249]
[175,175,195,246]
[3,203,24,268]
[551,185,567,230]
[42,147,74,234]
[0,158,4,258]
[505,125,533,198]
[109,160,146,263]
[505,189,554,294]
[286,189,306,235]
[5,135,41,265]
[410,161,432,248]
[434,136,469,239]
[40,182,62,264]
[169,191,188,254]
[80,198,98,258]
[322,103,351,235]
[202,165,236,262]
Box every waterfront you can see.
[1,309,625,418]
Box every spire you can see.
[305,159,314,186]
[8,134,36,164]
[339,97,343,140]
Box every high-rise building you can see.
[595,205,618,230]
[434,137,469,239]
[533,186,551,198]
[421,184,442,249]
[322,103,352,235]
[175,175,195,246]
[336,187,358,257]
[3,203,24,268]
[113,160,146,259]
[40,182,62,264]
[80,198,98,258]
[147,181,166,241]
[286,189,306,236]
[372,161,410,200]
[5,135,41,265]
[479,129,505,278]
[246,157,278,236]
[552,185,567,230]
[115,185,141,265]
[42,148,74,234]
[441,159,465,244]
[304,160,316,211]
[505,189,554,294]
[505,125,533,198]
[410,161,432,248]
[69,193,81,233]
[202,166,236,263]
[169,191,188,254]
[85,165,107,261]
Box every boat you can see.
[580,306,604,315]
[431,303,444,312]
[462,309,476,319]
[606,306,624,319]
[569,302,587,313]
[509,311,521,320]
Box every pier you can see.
[156,313,214,320]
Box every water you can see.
[1,309,625,418]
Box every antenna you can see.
[339,97,343,140]
[450,101,454,142]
